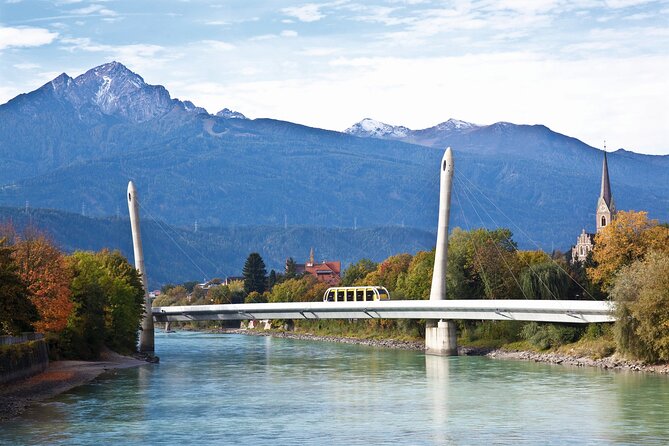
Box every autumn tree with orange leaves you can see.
[12,228,74,333]
[588,211,669,292]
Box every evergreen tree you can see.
[243,253,267,294]
[285,257,297,279]
[0,238,38,335]
[268,269,277,291]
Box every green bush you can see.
[611,251,669,362]
[521,322,583,350]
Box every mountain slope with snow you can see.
[0,61,667,256]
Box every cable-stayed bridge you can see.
[129,148,614,356]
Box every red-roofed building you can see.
[293,248,341,286]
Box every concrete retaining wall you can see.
[0,333,49,385]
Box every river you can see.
[1,331,668,445]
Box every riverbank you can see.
[212,328,669,375]
[0,349,149,421]
[486,349,669,374]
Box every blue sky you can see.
[1,0,668,154]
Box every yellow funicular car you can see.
[323,286,390,302]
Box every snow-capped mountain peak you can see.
[345,118,410,138]
[434,118,477,131]
[216,108,247,119]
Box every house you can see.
[292,248,341,286]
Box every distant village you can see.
[150,248,341,302]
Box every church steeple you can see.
[600,147,612,207]
[596,144,615,233]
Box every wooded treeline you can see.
[0,225,145,359]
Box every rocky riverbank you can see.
[216,328,669,375]
[0,349,152,421]
[486,349,669,374]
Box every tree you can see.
[243,252,267,294]
[285,257,297,279]
[268,269,277,291]
[65,251,107,358]
[12,228,73,333]
[447,228,520,299]
[396,250,434,300]
[360,253,412,290]
[269,276,325,303]
[63,250,144,358]
[98,250,145,354]
[182,281,199,293]
[519,262,571,300]
[588,211,669,291]
[154,285,188,306]
[341,258,377,286]
[208,285,232,304]
[245,291,268,303]
[0,238,38,335]
[611,251,669,362]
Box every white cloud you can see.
[0,26,58,50]
[180,52,668,154]
[200,40,236,51]
[58,38,175,73]
[70,4,117,16]
[281,30,298,37]
[300,47,341,56]
[249,34,277,41]
[282,4,325,22]
[205,20,229,26]
[605,0,655,8]
[624,12,654,19]
[13,62,40,70]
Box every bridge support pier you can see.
[425,320,457,356]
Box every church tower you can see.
[595,149,615,233]
[571,147,616,263]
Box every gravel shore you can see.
[0,350,151,421]
[485,349,669,374]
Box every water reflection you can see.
[425,355,450,443]
[1,333,669,445]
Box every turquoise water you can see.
[2,331,669,445]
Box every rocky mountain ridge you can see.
[0,61,667,259]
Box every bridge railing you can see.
[152,299,614,324]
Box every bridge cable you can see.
[452,175,497,298]
[135,198,212,283]
[453,174,531,299]
[455,173,560,300]
[456,173,596,300]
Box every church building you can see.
[571,150,616,263]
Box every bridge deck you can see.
[152,299,614,324]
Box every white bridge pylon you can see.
[152,300,614,324]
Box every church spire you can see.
[596,144,615,233]
[600,144,612,207]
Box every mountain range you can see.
[0,62,667,285]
